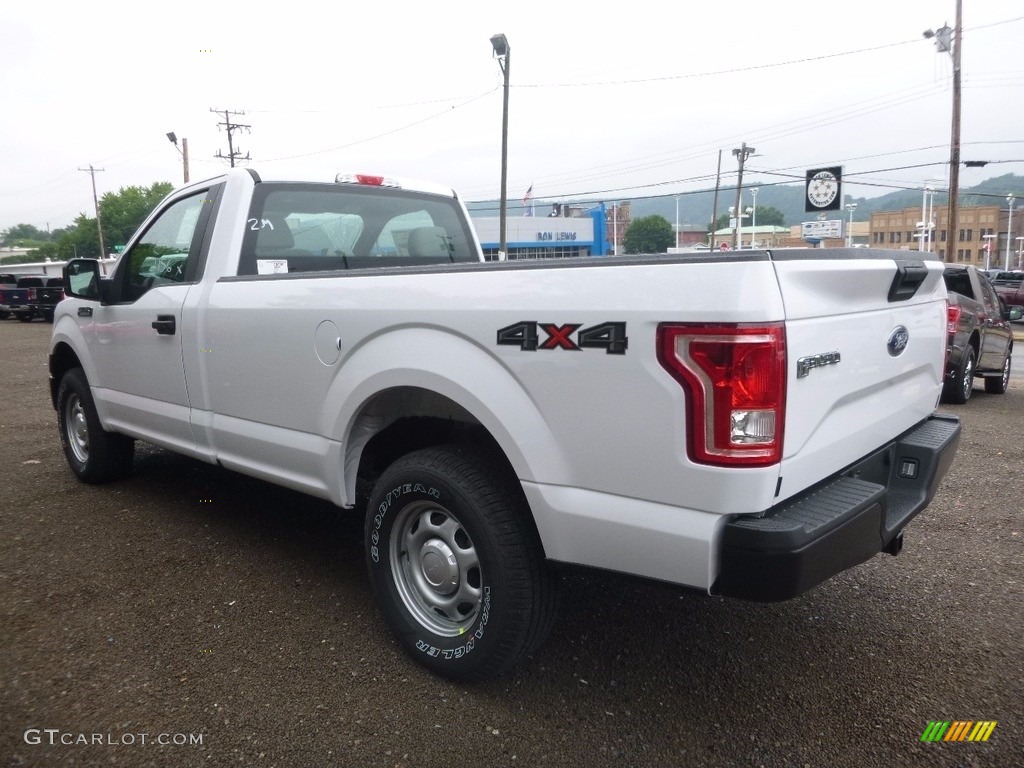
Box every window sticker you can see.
[256,259,289,275]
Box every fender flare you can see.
[321,327,570,507]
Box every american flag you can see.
[522,184,533,216]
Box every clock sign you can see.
[805,166,843,212]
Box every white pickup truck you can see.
[50,168,960,681]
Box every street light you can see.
[729,205,750,249]
[750,188,758,248]
[166,132,190,183]
[1006,194,1016,271]
[845,202,857,247]
[674,195,680,249]
[923,183,941,252]
[490,34,510,261]
[982,233,997,270]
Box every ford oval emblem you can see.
[887,326,909,357]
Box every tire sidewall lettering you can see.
[411,586,491,661]
[369,482,438,563]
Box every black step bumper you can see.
[714,413,961,602]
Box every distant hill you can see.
[468,173,1024,228]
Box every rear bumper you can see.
[714,413,961,601]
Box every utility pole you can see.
[211,108,251,167]
[709,149,722,249]
[731,143,755,250]
[78,165,106,259]
[925,1,961,262]
[948,0,962,264]
[489,34,511,261]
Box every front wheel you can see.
[365,445,558,681]
[57,368,135,483]
[984,350,1012,394]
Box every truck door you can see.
[978,278,1010,368]
[89,187,220,454]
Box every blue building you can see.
[471,203,612,260]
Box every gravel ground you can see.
[2,320,1022,768]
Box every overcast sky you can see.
[2,1,1022,232]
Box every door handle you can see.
[152,315,176,335]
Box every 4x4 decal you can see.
[496,321,628,355]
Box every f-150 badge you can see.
[796,351,841,378]
[497,321,627,354]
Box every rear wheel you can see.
[57,368,135,483]
[943,347,975,404]
[365,445,558,681]
[984,349,1012,394]
[16,312,33,322]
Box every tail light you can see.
[657,323,786,466]
[946,302,961,335]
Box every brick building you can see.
[868,205,1013,266]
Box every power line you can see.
[259,88,496,163]
[512,15,1024,90]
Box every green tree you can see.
[1,223,49,246]
[24,182,174,261]
[48,213,101,259]
[623,215,674,254]
[99,182,174,250]
[755,206,785,227]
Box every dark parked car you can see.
[942,265,1022,403]
[990,270,1023,318]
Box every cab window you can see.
[121,191,209,301]
[237,182,478,275]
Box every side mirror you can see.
[1008,306,1023,322]
[63,259,101,301]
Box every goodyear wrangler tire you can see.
[365,445,557,681]
[57,368,135,483]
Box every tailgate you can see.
[36,288,62,302]
[771,252,946,504]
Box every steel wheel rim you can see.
[962,355,973,400]
[389,500,482,637]
[1002,356,1010,389]
[65,393,89,463]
